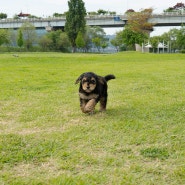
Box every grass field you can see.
[0,52,185,185]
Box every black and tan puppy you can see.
[75,72,115,114]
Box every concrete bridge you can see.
[0,12,185,30]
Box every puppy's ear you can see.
[75,73,85,84]
[98,76,105,85]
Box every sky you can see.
[1,0,184,35]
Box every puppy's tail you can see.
[104,74,116,82]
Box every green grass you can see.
[0,52,185,184]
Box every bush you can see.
[0,46,44,52]
[180,49,185,53]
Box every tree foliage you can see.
[125,9,135,14]
[160,28,179,51]
[110,31,124,51]
[83,26,93,52]
[176,26,185,50]
[53,12,66,17]
[122,27,148,50]
[39,35,52,51]
[173,2,185,10]
[97,9,107,15]
[89,26,108,52]
[87,10,116,16]
[0,29,9,46]
[76,31,85,50]
[150,26,185,52]
[150,36,159,47]
[118,8,154,50]
[126,8,154,34]
[39,30,71,52]
[65,0,86,52]
[0,13,7,19]
[92,37,101,51]
[17,29,24,48]
[20,22,37,50]
[164,2,185,12]
[160,26,185,51]
[58,32,71,51]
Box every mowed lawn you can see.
[0,52,185,185]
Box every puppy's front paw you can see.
[83,99,96,114]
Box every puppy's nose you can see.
[87,86,90,89]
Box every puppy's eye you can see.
[82,79,87,84]
[91,80,96,84]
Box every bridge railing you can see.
[0,16,66,23]
[0,15,126,23]
[153,11,185,17]
[0,12,184,24]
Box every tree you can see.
[53,12,66,17]
[0,29,9,46]
[83,26,93,52]
[92,37,108,52]
[9,30,17,47]
[120,8,154,50]
[126,8,154,34]
[20,22,37,51]
[47,30,61,50]
[121,27,148,50]
[101,41,108,52]
[65,0,86,52]
[39,30,71,52]
[0,13,7,19]
[150,27,185,53]
[92,37,101,52]
[150,36,161,52]
[168,28,179,51]
[39,35,52,51]
[176,25,185,50]
[110,31,123,52]
[17,29,24,49]
[173,2,185,10]
[58,32,71,52]
[125,9,135,14]
[164,3,185,13]
[160,28,179,52]
[97,9,108,15]
[76,31,85,51]
[90,26,108,52]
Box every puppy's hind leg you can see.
[99,97,107,112]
